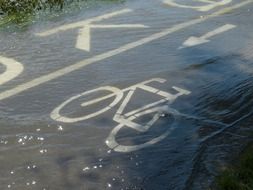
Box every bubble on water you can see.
[10,171,14,174]
[57,125,63,131]
[39,149,48,154]
[83,167,90,172]
[107,183,112,188]
[36,128,41,132]
[37,137,44,141]
[159,113,166,117]
[32,181,36,185]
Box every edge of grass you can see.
[215,142,253,190]
[0,0,125,28]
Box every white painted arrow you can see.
[179,24,236,49]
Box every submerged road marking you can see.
[36,9,148,52]
[51,78,191,152]
[0,0,252,101]
[163,0,232,12]
[179,24,237,49]
[0,56,24,86]
[75,24,148,51]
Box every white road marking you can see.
[0,0,252,101]
[51,78,167,124]
[36,9,148,52]
[0,56,24,86]
[51,86,124,123]
[163,0,232,12]
[75,24,148,51]
[36,9,132,36]
[179,24,236,49]
[106,111,175,152]
[51,77,191,152]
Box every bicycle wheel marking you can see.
[51,78,191,152]
[0,56,24,86]
[163,0,232,12]
[51,86,124,123]
[106,110,176,153]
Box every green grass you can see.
[0,0,123,15]
[0,0,124,26]
[216,144,253,190]
[0,0,64,15]
[2,0,111,15]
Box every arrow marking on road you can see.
[179,24,236,49]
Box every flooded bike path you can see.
[1,0,253,189]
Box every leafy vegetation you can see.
[0,0,123,25]
[0,0,64,15]
[0,0,122,15]
[216,143,253,190]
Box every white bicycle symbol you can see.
[51,78,191,152]
[163,0,232,12]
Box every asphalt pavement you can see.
[1,0,253,189]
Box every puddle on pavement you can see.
[1,0,253,189]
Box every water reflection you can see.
[1,1,253,190]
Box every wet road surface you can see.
[1,0,253,189]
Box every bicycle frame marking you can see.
[0,56,24,86]
[51,78,191,152]
[163,0,232,12]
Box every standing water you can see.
[1,0,253,189]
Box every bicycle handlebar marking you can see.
[51,78,191,152]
